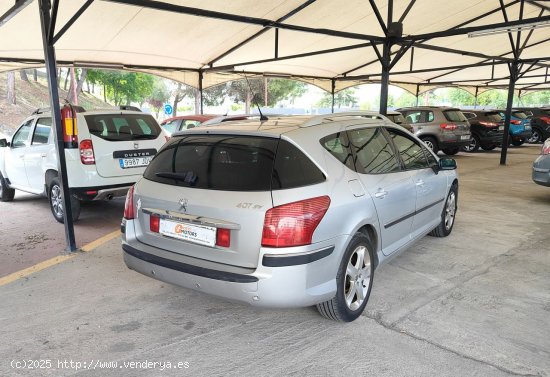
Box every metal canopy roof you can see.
[0,0,549,95]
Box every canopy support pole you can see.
[473,86,479,109]
[38,0,77,252]
[500,62,519,166]
[331,79,335,113]
[415,84,420,106]
[198,70,204,115]
[379,40,391,115]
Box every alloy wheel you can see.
[50,184,64,218]
[344,245,371,311]
[444,191,456,231]
[528,130,540,144]
[463,137,477,152]
[423,139,435,151]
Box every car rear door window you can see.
[443,110,467,122]
[348,127,400,174]
[271,139,325,190]
[181,120,201,130]
[484,112,502,122]
[320,132,355,170]
[31,118,52,145]
[404,111,422,124]
[386,129,429,170]
[162,119,180,134]
[85,114,161,141]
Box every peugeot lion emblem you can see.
[179,198,188,213]
[134,142,139,149]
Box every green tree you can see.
[317,88,358,108]
[519,90,550,106]
[87,70,154,106]
[147,78,171,117]
[446,88,475,106]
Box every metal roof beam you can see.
[207,0,317,67]
[0,0,34,28]
[101,0,385,42]
[368,0,388,35]
[52,0,94,44]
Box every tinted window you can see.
[11,120,33,148]
[543,109,550,116]
[426,111,434,122]
[404,111,422,124]
[181,120,201,130]
[85,114,161,141]
[320,132,355,170]
[512,111,528,119]
[443,110,467,122]
[272,140,325,190]
[162,119,180,134]
[31,118,52,145]
[387,129,429,170]
[144,135,278,191]
[462,112,476,120]
[484,112,502,122]
[348,127,400,174]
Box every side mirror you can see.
[439,158,457,170]
[0,138,8,147]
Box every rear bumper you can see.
[71,183,132,201]
[122,219,346,308]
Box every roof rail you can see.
[200,114,262,126]
[32,104,86,115]
[118,105,141,112]
[300,111,390,128]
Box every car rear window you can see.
[512,111,528,119]
[144,135,324,191]
[443,110,467,122]
[483,112,502,122]
[85,113,161,141]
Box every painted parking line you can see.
[0,230,120,287]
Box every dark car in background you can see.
[396,106,471,155]
[461,110,505,152]
[497,110,532,146]
[513,107,550,144]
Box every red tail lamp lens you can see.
[216,228,231,247]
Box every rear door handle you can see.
[374,189,388,199]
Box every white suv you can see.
[0,105,167,222]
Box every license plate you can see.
[159,218,216,247]
[498,126,504,131]
[119,156,153,169]
[460,135,470,140]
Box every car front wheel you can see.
[528,129,541,144]
[462,135,480,152]
[49,178,81,223]
[429,184,457,237]
[317,233,374,322]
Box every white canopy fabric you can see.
[0,0,549,94]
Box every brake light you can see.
[440,123,457,130]
[150,214,160,233]
[123,185,135,220]
[216,228,231,247]
[479,121,497,127]
[60,104,78,148]
[510,119,521,125]
[542,143,550,155]
[261,196,330,248]
[540,116,550,125]
[79,139,95,165]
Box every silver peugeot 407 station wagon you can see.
[121,112,459,322]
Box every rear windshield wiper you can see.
[132,134,158,140]
[155,171,197,185]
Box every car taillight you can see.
[216,228,231,247]
[261,196,330,248]
[60,104,78,148]
[440,123,457,130]
[542,143,550,155]
[479,121,497,127]
[150,214,160,233]
[79,139,95,165]
[540,116,550,125]
[123,185,135,220]
[510,119,521,125]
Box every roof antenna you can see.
[244,74,268,121]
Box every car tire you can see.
[429,183,458,238]
[462,135,480,152]
[442,147,460,155]
[421,137,438,153]
[316,233,374,322]
[0,171,15,202]
[511,138,525,147]
[528,128,542,144]
[48,177,81,223]
[481,144,497,151]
